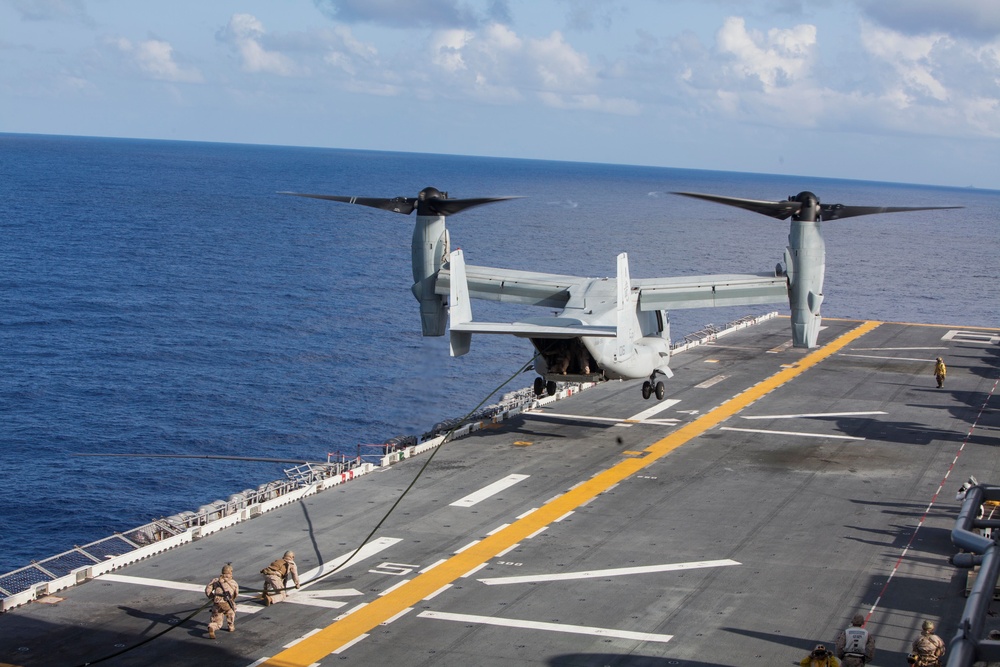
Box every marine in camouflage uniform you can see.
[261,550,300,605]
[204,564,238,639]
[910,620,946,667]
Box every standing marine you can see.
[835,613,875,666]
[204,564,238,639]
[909,619,946,666]
[261,550,300,605]
[934,357,947,388]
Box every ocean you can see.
[0,133,997,575]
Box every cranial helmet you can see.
[221,564,233,575]
[852,614,865,626]
[923,620,935,632]
[284,550,295,559]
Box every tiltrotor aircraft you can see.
[284,187,958,400]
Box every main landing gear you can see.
[641,374,665,401]
[534,376,557,397]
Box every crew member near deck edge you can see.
[909,620,946,666]
[261,550,299,605]
[204,564,238,639]
[934,357,947,388]
[835,614,875,666]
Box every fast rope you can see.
[69,353,539,666]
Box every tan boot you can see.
[208,628,216,639]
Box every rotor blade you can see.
[279,192,416,215]
[819,203,964,221]
[672,192,801,220]
[424,196,522,216]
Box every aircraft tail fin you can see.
[448,249,473,357]
[616,252,635,362]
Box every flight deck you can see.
[0,316,998,667]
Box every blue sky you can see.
[2,0,999,188]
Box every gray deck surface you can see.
[1,317,998,667]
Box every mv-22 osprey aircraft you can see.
[284,187,959,400]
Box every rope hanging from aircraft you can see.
[69,353,540,666]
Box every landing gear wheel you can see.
[641,381,652,400]
[655,381,665,400]
[546,381,557,396]
[533,377,545,397]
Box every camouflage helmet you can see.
[221,564,233,575]
[922,620,935,632]
[283,550,295,559]
[852,614,864,626]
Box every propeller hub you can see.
[419,187,447,201]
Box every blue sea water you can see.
[1,133,997,574]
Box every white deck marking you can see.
[487,523,510,536]
[720,426,865,441]
[449,474,529,507]
[496,543,520,558]
[297,537,403,587]
[378,579,411,597]
[461,562,489,578]
[541,412,678,426]
[418,611,674,643]
[284,629,322,648]
[742,411,886,420]
[454,540,481,554]
[246,658,271,667]
[624,399,681,422]
[331,634,369,654]
[696,374,729,389]
[381,607,413,625]
[333,603,368,621]
[478,559,739,585]
[422,584,452,601]
[942,329,1000,344]
[839,353,933,362]
[99,574,204,593]
[289,589,364,609]
[419,558,447,574]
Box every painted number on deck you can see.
[368,562,420,576]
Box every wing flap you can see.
[451,318,616,339]
[635,274,788,311]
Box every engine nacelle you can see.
[411,214,449,336]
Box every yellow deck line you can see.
[264,320,881,666]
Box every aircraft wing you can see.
[435,264,583,309]
[634,274,788,310]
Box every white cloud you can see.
[716,16,815,91]
[111,37,203,83]
[860,21,950,103]
[418,23,638,114]
[218,14,300,76]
